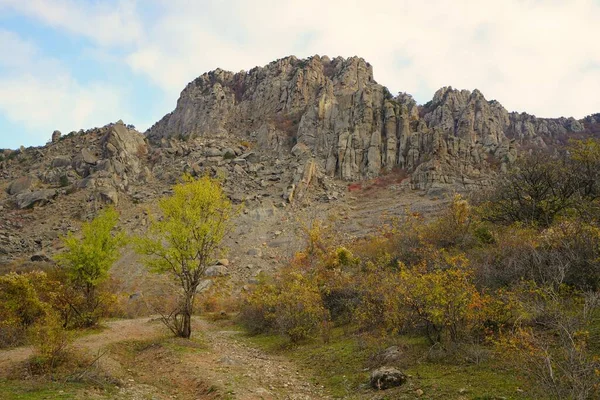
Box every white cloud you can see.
[1,0,600,149]
[0,0,143,47]
[0,74,125,134]
[0,29,127,146]
[125,0,600,118]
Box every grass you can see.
[111,334,208,358]
[242,327,534,399]
[0,379,99,400]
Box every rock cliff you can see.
[147,55,596,189]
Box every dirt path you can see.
[191,320,329,399]
[0,318,329,400]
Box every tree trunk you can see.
[178,289,194,338]
[180,311,192,338]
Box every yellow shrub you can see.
[28,311,71,371]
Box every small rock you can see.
[196,280,213,292]
[247,248,262,257]
[30,253,51,262]
[291,142,310,157]
[415,388,424,396]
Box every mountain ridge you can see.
[145,55,598,189]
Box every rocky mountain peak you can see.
[148,55,599,187]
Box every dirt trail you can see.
[192,320,329,399]
[0,318,329,400]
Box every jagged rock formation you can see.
[147,55,596,189]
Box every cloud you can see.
[0,29,127,146]
[1,0,600,149]
[0,0,143,47]
[125,0,600,118]
[0,75,125,133]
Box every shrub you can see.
[59,175,70,188]
[239,276,279,335]
[55,207,124,327]
[397,261,490,344]
[28,311,71,372]
[241,271,330,343]
[0,272,48,347]
[496,285,600,399]
[274,272,330,342]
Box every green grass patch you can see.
[405,362,530,400]
[241,327,534,399]
[0,380,90,400]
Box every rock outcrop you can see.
[147,55,596,190]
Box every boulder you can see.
[102,121,147,180]
[7,176,34,195]
[51,156,72,168]
[205,265,228,277]
[370,367,407,390]
[15,189,57,209]
[222,148,236,159]
[95,187,119,205]
[81,148,98,165]
[205,147,223,157]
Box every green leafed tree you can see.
[136,175,233,338]
[55,207,124,327]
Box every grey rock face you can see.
[101,121,149,192]
[146,56,594,189]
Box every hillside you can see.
[0,54,598,289]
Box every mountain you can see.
[1,55,598,275]
[147,55,598,191]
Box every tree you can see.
[55,207,124,327]
[136,175,233,338]
[482,152,577,227]
[568,138,600,201]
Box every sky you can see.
[0,0,599,150]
